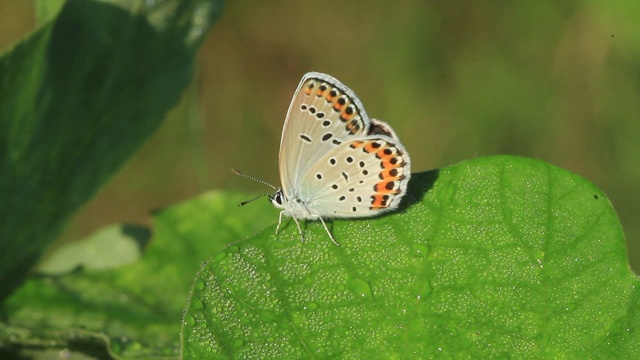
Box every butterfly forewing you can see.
[278,72,372,198]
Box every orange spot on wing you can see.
[326,90,337,102]
[380,168,402,181]
[346,121,361,134]
[350,141,365,149]
[370,194,388,209]
[382,159,394,168]
[364,143,379,153]
[341,110,354,122]
[376,150,391,159]
[374,181,399,194]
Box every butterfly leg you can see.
[318,217,340,246]
[275,211,284,235]
[291,215,305,243]
[275,211,305,242]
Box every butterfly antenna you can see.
[232,169,278,207]
[237,191,272,207]
[232,169,277,190]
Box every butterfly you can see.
[235,72,411,245]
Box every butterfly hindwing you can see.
[297,134,411,218]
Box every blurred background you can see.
[2,1,639,271]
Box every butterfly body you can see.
[269,72,411,245]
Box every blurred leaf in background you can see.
[197,1,640,271]
[1,191,272,358]
[0,0,222,302]
[4,1,630,274]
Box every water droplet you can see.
[411,243,429,257]
[305,302,319,311]
[415,276,432,300]
[348,277,373,300]
[232,338,244,350]
[534,331,551,347]
[194,280,205,291]
[213,251,227,262]
[190,297,204,311]
[184,315,196,327]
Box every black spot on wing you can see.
[300,134,312,143]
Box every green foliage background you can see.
[1,0,639,358]
[4,0,632,273]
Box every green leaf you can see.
[4,155,636,358]
[37,224,149,275]
[181,155,639,358]
[0,0,223,302]
[1,191,272,358]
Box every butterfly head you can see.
[269,189,286,210]
[232,169,285,208]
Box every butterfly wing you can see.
[278,72,372,200]
[297,133,411,218]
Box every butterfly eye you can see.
[270,191,284,206]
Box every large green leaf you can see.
[181,155,639,358]
[3,156,636,358]
[0,0,222,302]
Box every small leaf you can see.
[181,155,639,358]
[37,224,149,275]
